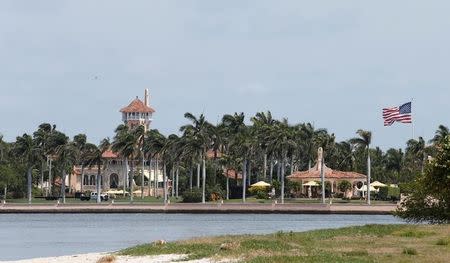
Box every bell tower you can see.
[119,89,155,131]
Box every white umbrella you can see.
[359,185,376,192]
[370,181,387,188]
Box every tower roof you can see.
[120,97,155,113]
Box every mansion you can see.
[69,89,165,196]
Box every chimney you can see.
[144,89,149,106]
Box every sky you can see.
[1,1,449,149]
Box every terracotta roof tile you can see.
[120,98,155,113]
[102,150,118,159]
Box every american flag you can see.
[383,102,412,126]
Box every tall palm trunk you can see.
[189,167,193,190]
[242,159,247,203]
[269,157,273,182]
[61,172,66,204]
[48,159,52,196]
[171,168,175,197]
[263,152,267,182]
[281,157,285,204]
[367,146,371,205]
[148,158,152,197]
[129,158,134,203]
[141,154,145,199]
[80,164,84,193]
[154,158,158,197]
[123,158,128,196]
[197,163,200,188]
[226,176,229,200]
[248,161,252,186]
[202,158,206,204]
[96,165,101,203]
[176,167,179,198]
[163,163,167,204]
[40,161,45,190]
[68,173,72,194]
[277,161,281,181]
[3,185,6,200]
[27,167,32,204]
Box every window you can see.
[83,175,89,186]
[90,175,96,186]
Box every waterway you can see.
[0,213,404,261]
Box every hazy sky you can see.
[1,1,449,149]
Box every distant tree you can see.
[397,136,450,223]
[430,125,449,146]
[350,129,372,204]
[338,180,352,194]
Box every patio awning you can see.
[303,181,319,187]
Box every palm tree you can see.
[350,129,372,205]
[112,125,139,203]
[222,112,249,202]
[145,129,167,198]
[84,139,110,203]
[14,134,42,204]
[267,119,296,204]
[33,123,54,192]
[180,113,214,203]
[406,137,427,174]
[251,111,275,181]
[430,125,449,146]
[54,137,78,204]
[73,134,87,194]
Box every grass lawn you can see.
[119,224,450,262]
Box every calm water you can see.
[0,213,403,261]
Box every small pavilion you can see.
[287,148,366,198]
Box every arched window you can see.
[110,173,119,188]
[83,175,89,186]
[90,175,96,186]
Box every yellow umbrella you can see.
[303,181,319,186]
[250,181,271,187]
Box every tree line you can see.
[0,111,448,204]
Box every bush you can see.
[206,185,224,201]
[396,136,450,223]
[338,180,352,193]
[379,186,400,201]
[181,188,203,203]
[256,190,268,199]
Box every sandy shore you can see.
[0,253,222,263]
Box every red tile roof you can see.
[287,169,366,180]
[223,169,242,180]
[102,150,118,159]
[120,98,155,113]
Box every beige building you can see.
[287,148,366,198]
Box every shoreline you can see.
[0,253,206,263]
[0,203,396,214]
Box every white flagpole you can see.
[411,98,415,140]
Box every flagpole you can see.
[411,98,415,139]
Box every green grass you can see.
[119,224,450,262]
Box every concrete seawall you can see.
[0,203,397,215]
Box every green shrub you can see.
[338,180,352,193]
[182,188,203,203]
[256,190,268,199]
[378,186,400,201]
